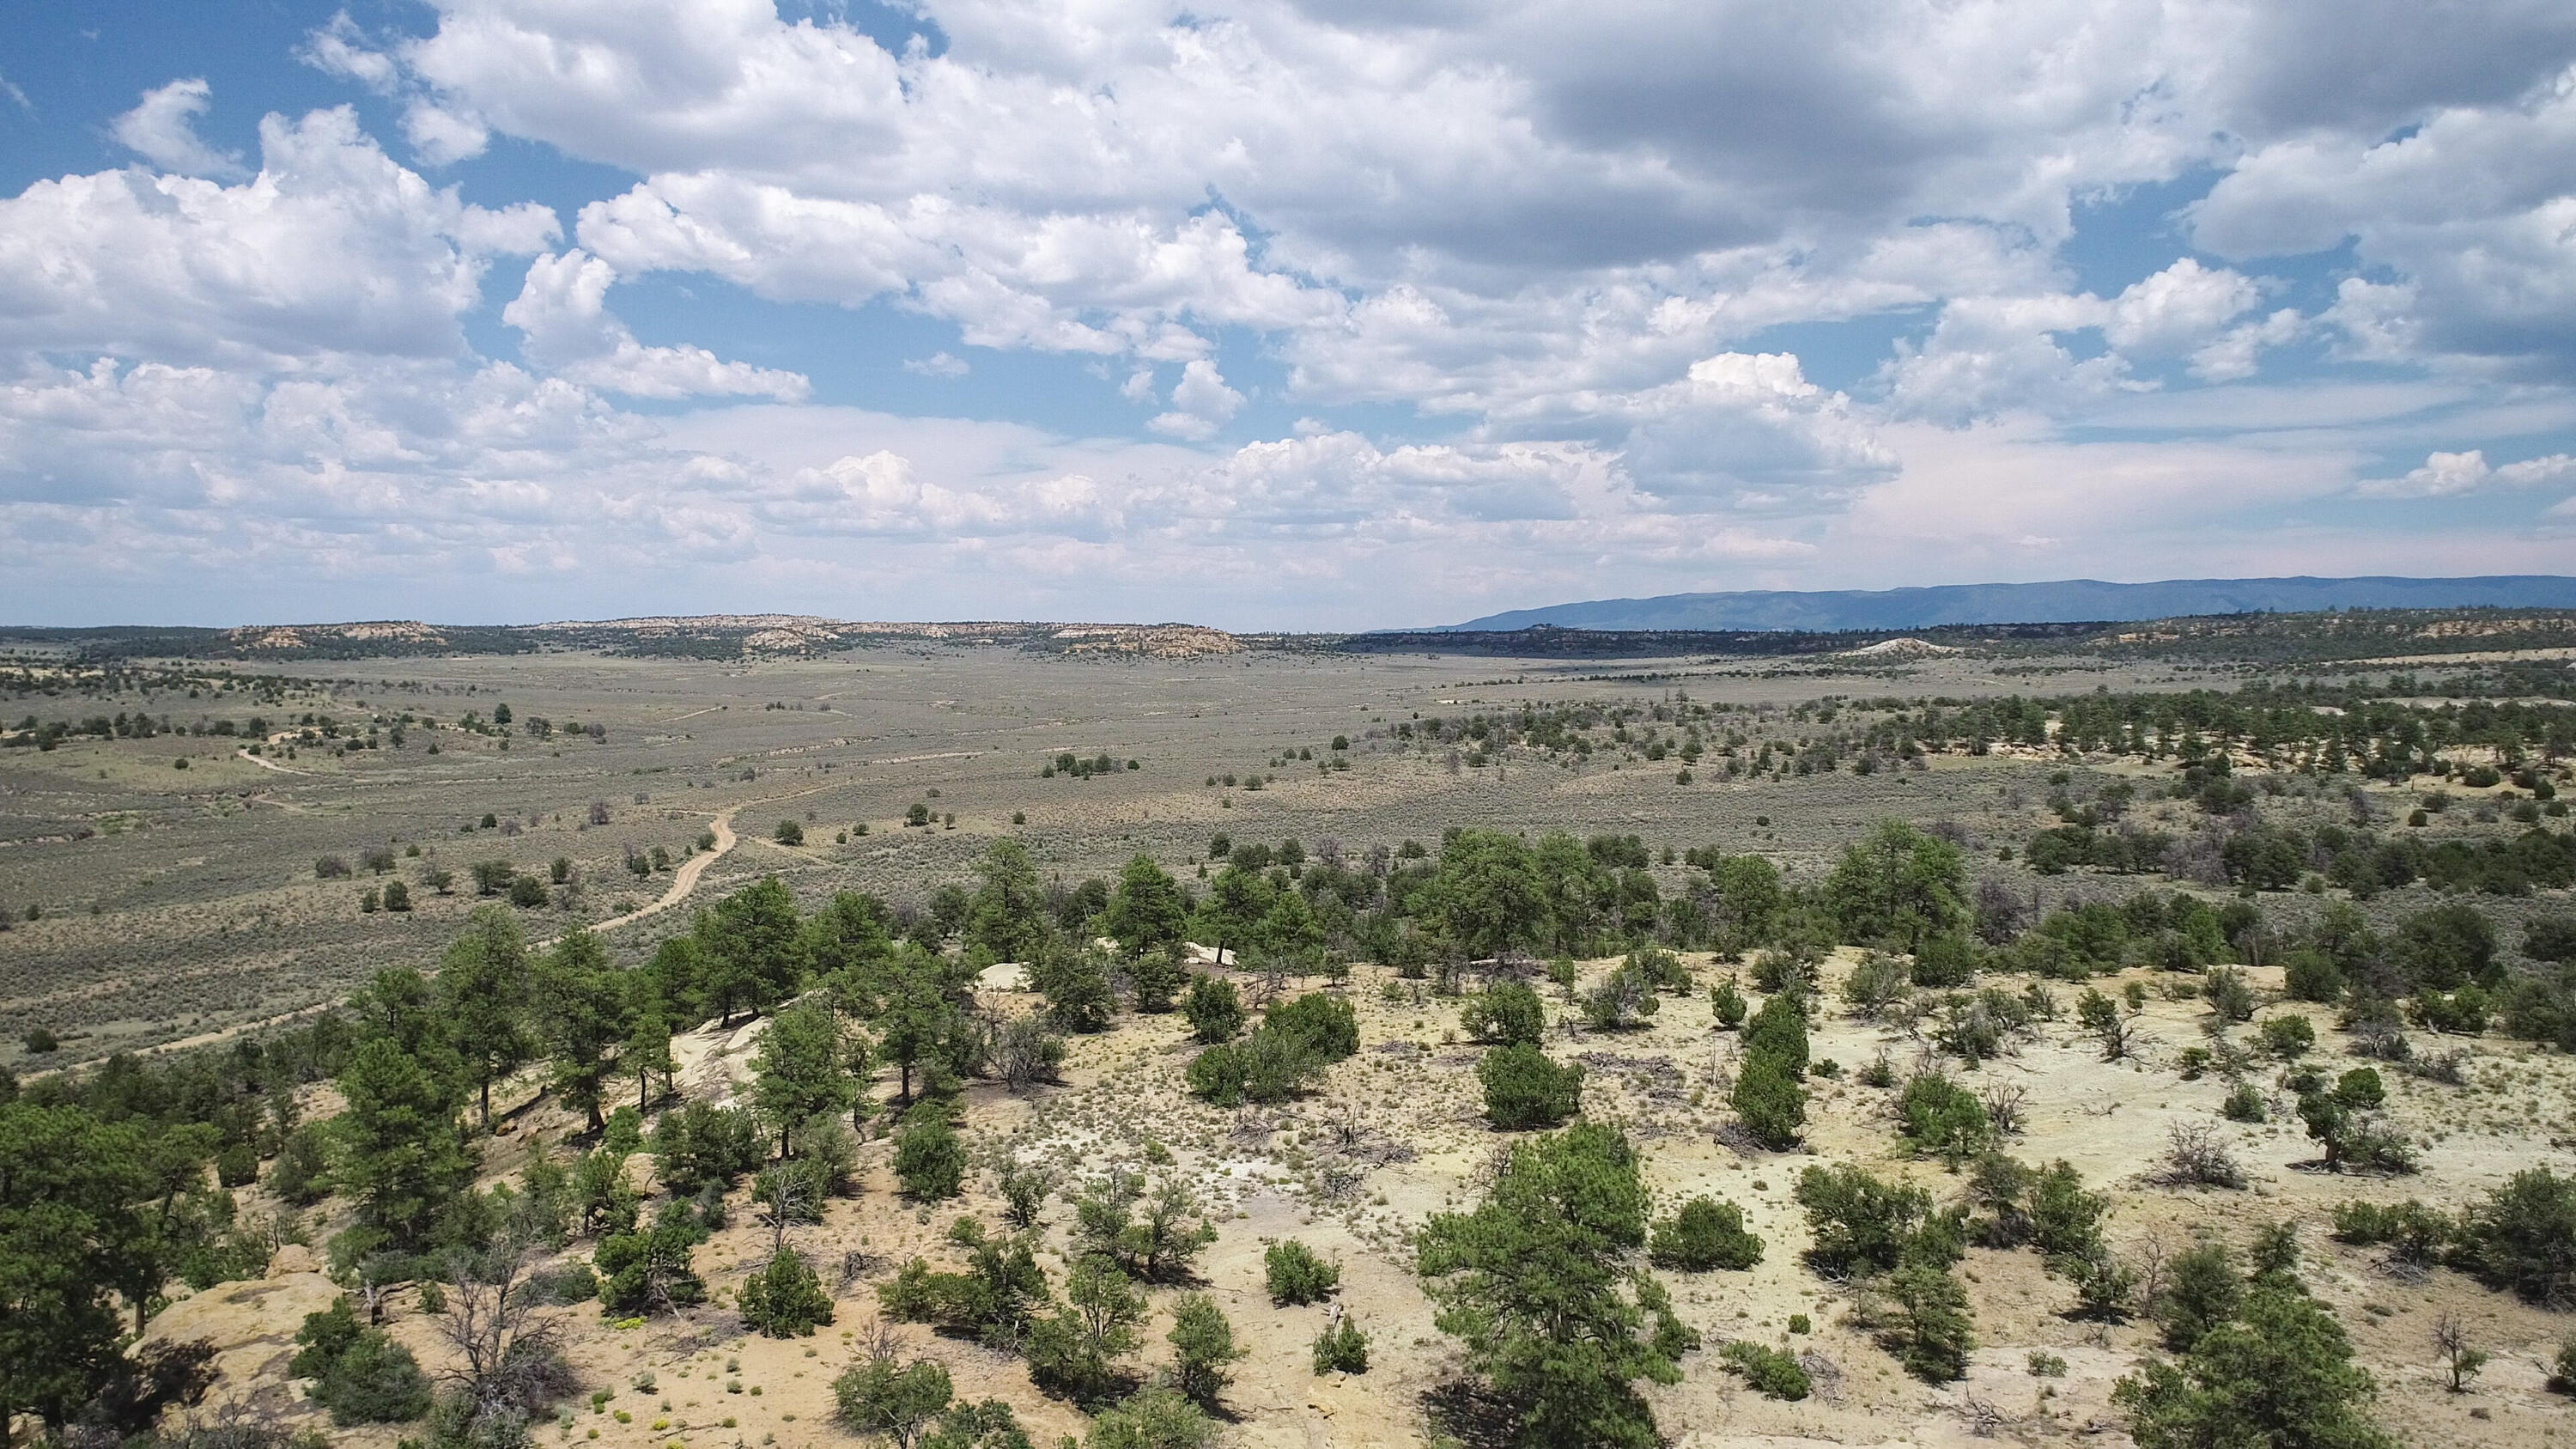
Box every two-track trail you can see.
[29,780,841,1077]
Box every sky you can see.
[3,0,2575,630]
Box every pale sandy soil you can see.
[148,947,2576,1449]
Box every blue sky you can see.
[3,0,2573,629]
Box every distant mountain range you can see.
[1434,575,2576,633]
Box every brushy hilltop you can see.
[9,603,2576,667]
[0,618,1248,663]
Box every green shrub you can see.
[2295,1087,2415,1175]
[2027,1160,2109,1266]
[1885,1264,1974,1381]
[1842,951,1911,1017]
[2116,1285,2394,1449]
[2156,1244,2241,1352]
[1460,982,1546,1045]
[1648,1196,1763,1270]
[2447,1167,2576,1307]
[834,1355,953,1446]
[1795,1164,1950,1277]
[1264,1239,1340,1305]
[1309,1316,1370,1374]
[2201,967,2256,1023]
[1730,1053,1806,1149]
[2221,1083,2267,1123]
[1580,958,1660,1030]
[1183,1042,1249,1106]
[739,1248,835,1336]
[1717,1340,1809,1400]
[2330,1199,2452,1265]
[1897,1074,1991,1163]
[1265,993,1358,1061]
[2409,986,2491,1036]
[1477,1043,1584,1129]
[2258,1014,2314,1058]
[1084,1385,1215,1449]
[1025,1253,1147,1406]
[269,1123,331,1206]
[595,1200,709,1314]
[1910,934,1977,989]
[1709,978,1747,1029]
[1168,1292,1242,1402]
[649,1101,763,1196]
[534,1263,598,1304]
[293,1300,431,1425]
[214,1142,259,1188]
[894,1105,966,1200]
[288,1297,362,1381]
[1742,994,1811,1077]
[877,1226,1048,1348]
[2281,949,2345,1003]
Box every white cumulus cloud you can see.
[2357,448,2576,497]
[503,250,809,401]
[110,79,246,179]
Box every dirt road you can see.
[584,807,740,934]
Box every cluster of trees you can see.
[1042,752,1135,779]
[2113,1227,2395,1449]
[1791,1164,1976,1380]
[2333,1169,2576,1308]
[872,1169,1242,1442]
[1880,682,2574,783]
[1182,993,1359,1106]
[1163,818,1973,977]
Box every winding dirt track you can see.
[32,782,837,1076]
[235,748,313,776]
[581,807,740,935]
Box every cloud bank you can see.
[2,1,2573,625]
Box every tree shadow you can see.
[1421,1376,1520,1449]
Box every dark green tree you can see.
[739,1248,835,1336]
[1415,1122,1694,1449]
[1461,981,1546,1045]
[1182,976,1243,1044]
[334,1036,476,1255]
[1027,1253,1147,1404]
[1647,1197,1763,1271]
[750,1000,857,1155]
[1105,855,1190,960]
[966,840,1050,965]
[1168,1292,1244,1403]
[0,1101,157,1440]
[1191,863,1278,966]
[1429,830,1547,960]
[1824,821,1968,949]
[530,928,629,1133]
[1028,938,1118,1033]
[2116,1284,2396,1449]
[708,877,807,1023]
[835,1355,954,1448]
[437,906,537,1130]
[1477,1044,1584,1129]
[894,1104,966,1200]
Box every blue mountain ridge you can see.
[1435,575,2576,632]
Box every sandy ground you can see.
[146,947,2576,1448]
